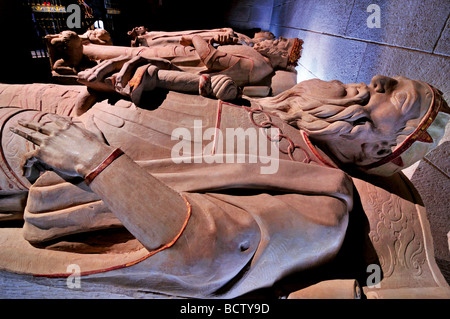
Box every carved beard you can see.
[258,79,372,140]
[257,79,404,165]
[253,41,289,61]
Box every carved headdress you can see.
[363,83,450,176]
[287,38,303,67]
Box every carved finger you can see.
[89,56,133,83]
[17,120,52,135]
[87,60,115,82]
[110,54,134,63]
[116,56,147,90]
[104,55,134,73]
[82,60,107,75]
[10,127,44,146]
[77,69,92,82]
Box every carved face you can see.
[259,75,436,167]
[253,37,293,69]
[321,75,433,165]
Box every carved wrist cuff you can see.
[85,148,124,186]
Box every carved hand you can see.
[10,116,114,178]
[78,55,136,94]
[211,33,239,45]
[78,55,165,97]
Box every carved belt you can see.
[215,100,312,163]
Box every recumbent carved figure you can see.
[0,62,448,298]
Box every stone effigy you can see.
[126,26,274,48]
[46,29,301,98]
[0,70,448,298]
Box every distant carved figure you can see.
[126,26,274,47]
[75,34,302,102]
[45,29,301,99]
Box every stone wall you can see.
[225,0,449,283]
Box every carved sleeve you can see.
[190,35,237,72]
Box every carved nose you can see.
[371,75,397,93]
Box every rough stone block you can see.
[269,25,301,38]
[225,4,251,23]
[356,43,450,100]
[434,18,450,56]
[424,141,450,176]
[249,5,273,26]
[403,124,449,180]
[271,0,354,35]
[345,0,450,52]
[268,26,365,83]
[410,160,450,279]
[294,30,368,84]
[270,2,298,29]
